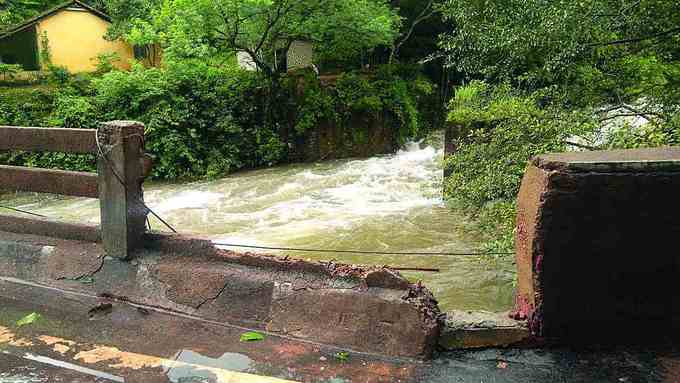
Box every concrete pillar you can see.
[97,121,148,260]
[513,147,680,342]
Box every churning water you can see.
[1,142,515,312]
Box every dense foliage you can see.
[295,66,433,140]
[0,0,442,181]
[0,62,432,179]
[0,84,97,171]
[440,0,680,253]
[443,82,597,251]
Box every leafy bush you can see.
[294,73,339,134]
[0,85,97,172]
[93,52,122,75]
[444,82,597,253]
[92,61,284,179]
[294,65,435,143]
[50,93,98,129]
[0,86,56,126]
[46,65,71,85]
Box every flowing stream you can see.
[1,141,515,312]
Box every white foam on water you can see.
[205,142,444,244]
[11,142,445,243]
[151,191,224,212]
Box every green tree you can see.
[141,0,399,76]
[440,0,680,112]
[129,0,401,133]
[0,0,62,28]
[439,0,680,252]
[387,0,442,64]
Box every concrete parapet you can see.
[97,121,148,260]
[513,147,680,341]
[0,231,441,359]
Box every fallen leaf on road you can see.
[335,351,349,362]
[16,312,41,327]
[240,332,265,342]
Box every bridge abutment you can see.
[514,147,680,342]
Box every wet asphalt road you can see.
[2,282,680,382]
[1,352,114,382]
[4,345,680,382]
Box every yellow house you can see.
[0,0,140,72]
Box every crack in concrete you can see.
[194,279,230,310]
[55,255,107,282]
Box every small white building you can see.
[286,40,314,72]
[236,40,315,73]
[236,51,257,71]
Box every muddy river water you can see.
[1,142,515,312]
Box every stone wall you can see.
[287,111,397,162]
[283,73,399,163]
[513,147,680,342]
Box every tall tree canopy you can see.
[136,0,400,77]
[440,0,680,111]
[0,0,63,28]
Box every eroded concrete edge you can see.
[0,231,443,359]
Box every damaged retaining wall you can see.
[0,231,441,359]
[513,147,680,342]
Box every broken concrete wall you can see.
[0,231,441,359]
[513,147,680,342]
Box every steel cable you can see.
[211,242,513,257]
[0,204,47,218]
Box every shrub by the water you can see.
[294,64,435,144]
[92,61,285,179]
[444,81,680,254]
[444,82,597,253]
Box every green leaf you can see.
[60,276,95,284]
[16,312,41,327]
[76,276,95,284]
[239,331,264,342]
[335,351,349,362]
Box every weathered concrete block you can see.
[267,285,440,359]
[0,231,442,359]
[440,310,530,350]
[97,121,148,260]
[513,147,680,341]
